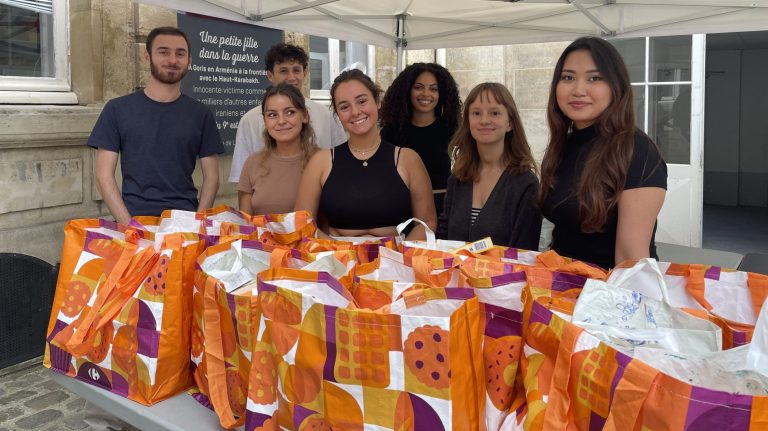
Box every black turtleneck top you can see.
[541,125,667,269]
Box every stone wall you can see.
[0,1,566,265]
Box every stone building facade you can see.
[0,0,567,265]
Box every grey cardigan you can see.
[436,170,542,250]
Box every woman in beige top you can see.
[238,83,319,215]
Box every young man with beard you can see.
[89,26,224,224]
[228,43,346,183]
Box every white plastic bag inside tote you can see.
[632,299,768,396]
[572,258,722,354]
[608,258,757,325]
[200,240,310,293]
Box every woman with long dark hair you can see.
[380,63,462,213]
[436,83,541,249]
[539,36,667,269]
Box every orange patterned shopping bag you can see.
[512,264,592,430]
[245,272,487,431]
[537,298,768,431]
[191,239,316,428]
[44,219,202,405]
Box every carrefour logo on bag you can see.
[88,367,101,381]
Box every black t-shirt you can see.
[88,91,224,217]
[541,125,667,269]
[380,118,454,190]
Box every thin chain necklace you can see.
[349,140,381,167]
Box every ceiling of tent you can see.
[135,0,768,49]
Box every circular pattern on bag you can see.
[144,254,170,295]
[298,415,333,431]
[87,323,114,364]
[62,280,94,317]
[226,368,247,417]
[484,335,522,410]
[403,325,451,389]
[254,415,278,431]
[249,351,277,405]
[284,364,322,404]
[260,291,302,325]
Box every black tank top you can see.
[319,141,412,230]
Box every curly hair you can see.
[539,36,652,233]
[449,83,536,182]
[264,43,308,72]
[256,83,318,179]
[380,62,462,133]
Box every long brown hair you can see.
[539,37,635,233]
[257,83,318,178]
[449,82,536,182]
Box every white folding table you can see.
[51,371,243,431]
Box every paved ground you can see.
[0,359,137,431]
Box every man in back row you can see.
[228,43,346,183]
[90,26,224,224]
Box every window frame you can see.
[308,37,375,101]
[0,0,76,104]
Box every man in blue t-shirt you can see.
[89,26,224,224]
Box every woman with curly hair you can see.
[436,82,541,249]
[238,83,319,215]
[380,62,461,212]
[540,36,667,269]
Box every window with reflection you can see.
[309,36,369,93]
[611,38,645,82]
[612,36,692,164]
[0,3,54,77]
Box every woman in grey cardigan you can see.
[436,82,542,250]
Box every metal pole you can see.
[395,14,406,73]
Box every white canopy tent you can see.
[136,0,768,68]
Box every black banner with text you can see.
[178,13,282,154]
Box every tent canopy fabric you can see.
[136,0,768,49]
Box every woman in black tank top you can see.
[294,70,436,240]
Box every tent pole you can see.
[395,14,407,73]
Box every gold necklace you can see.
[349,140,381,167]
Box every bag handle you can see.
[202,276,245,429]
[609,258,672,305]
[535,250,608,280]
[749,273,768,323]
[747,298,768,374]
[541,321,584,430]
[396,218,436,247]
[269,247,294,269]
[602,360,659,430]
[681,263,714,311]
[63,237,160,356]
[410,254,455,287]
